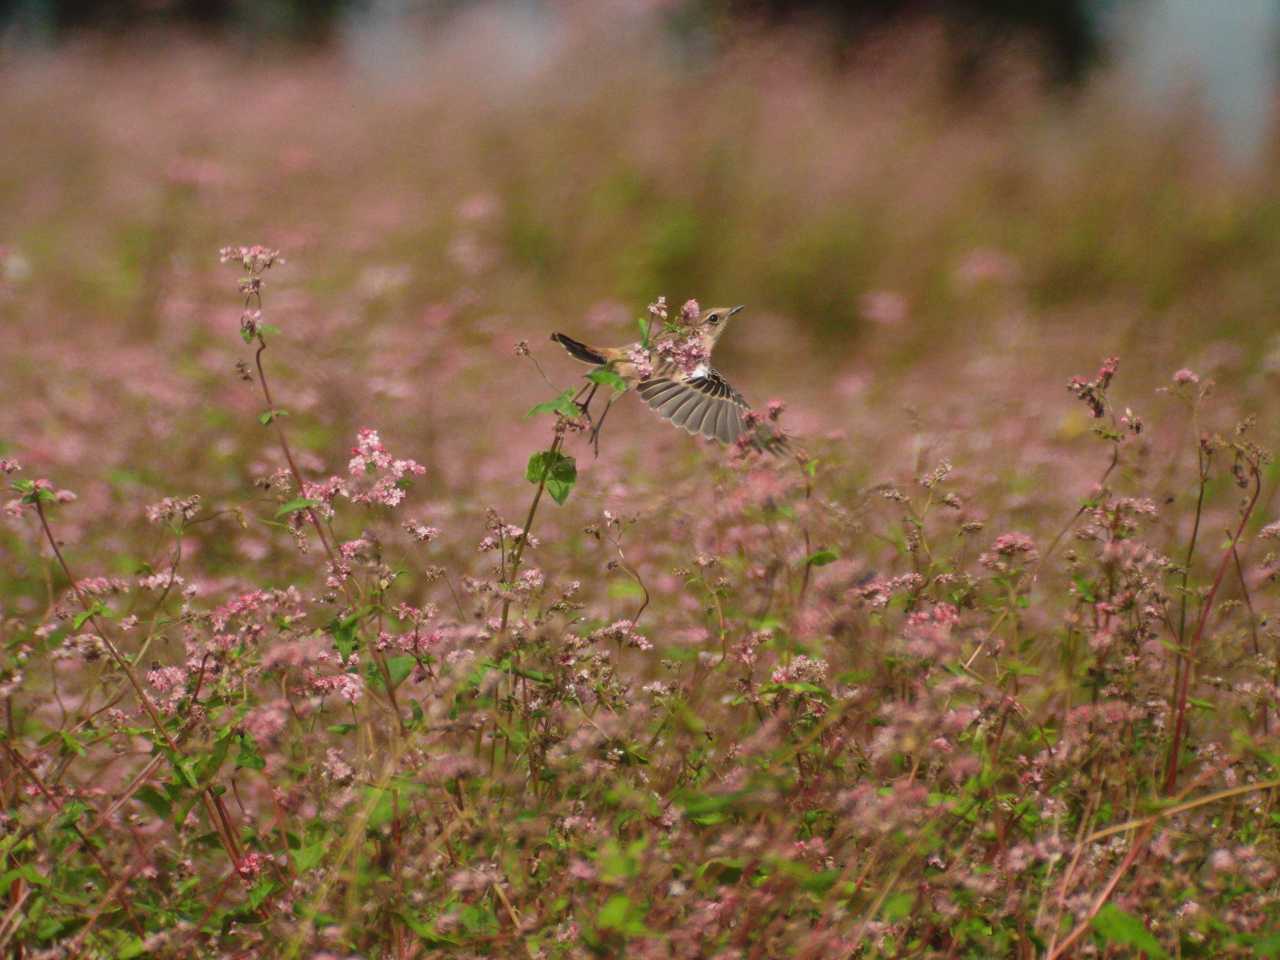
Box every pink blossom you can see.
[219,245,283,272]
[858,290,909,326]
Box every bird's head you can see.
[698,304,744,348]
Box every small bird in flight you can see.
[551,304,760,446]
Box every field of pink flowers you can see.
[3,11,1280,958]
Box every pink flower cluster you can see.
[1067,355,1119,418]
[903,603,961,658]
[218,245,283,273]
[589,619,651,650]
[654,336,710,379]
[979,532,1038,571]
[145,494,201,525]
[346,428,426,507]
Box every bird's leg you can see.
[577,381,599,423]
[589,394,616,458]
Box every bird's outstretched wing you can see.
[635,368,750,445]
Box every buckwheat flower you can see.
[403,521,439,543]
[1259,521,1280,540]
[348,428,393,474]
[516,568,545,594]
[979,532,1038,571]
[513,339,530,357]
[771,655,829,685]
[1173,368,1200,385]
[145,495,202,525]
[679,298,700,325]
[138,572,182,591]
[0,457,20,475]
[236,852,268,880]
[626,343,654,381]
[1208,848,1236,872]
[78,577,129,596]
[219,245,283,273]
[648,296,669,324]
[323,748,353,783]
[859,290,909,326]
[568,858,597,882]
[655,334,710,378]
[918,459,953,489]
[244,699,290,741]
[448,863,502,893]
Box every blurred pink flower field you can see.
[1,7,1280,958]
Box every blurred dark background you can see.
[1,0,1110,84]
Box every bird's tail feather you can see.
[551,333,608,365]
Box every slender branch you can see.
[33,500,245,870]
[1045,822,1154,960]
[253,335,337,565]
[1163,467,1262,794]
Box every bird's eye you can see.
[707,313,720,325]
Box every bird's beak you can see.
[729,305,745,317]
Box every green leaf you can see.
[398,912,460,946]
[293,840,328,873]
[328,611,365,660]
[258,409,288,426]
[525,450,577,505]
[881,891,914,922]
[196,733,232,785]
[1091,904,1167,958]
[587,368,628,394]
[385,655,415,687]
[245,876,278,910]
[0,865,49,897]
[134,786,171,819]
[236,734,266,770]
[805,549,839,567]
[274,497,321,519]
[71,602,103,631]
[526,389,582,420]
[259,323,282,337]
[596,895,652,937]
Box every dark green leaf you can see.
[293,840,328,873]
[882,891,914,921]
[274,497,321,519]
[385,655,415,687]
[587,368,628,394]
[134,786,171,819]
[597,894,652,937]
[526,449,577,505]
[805,549,839,567]
[1091,904,1167,958]
[71,603,103,631]
[526,389,581,420]
[236,734,266,771]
